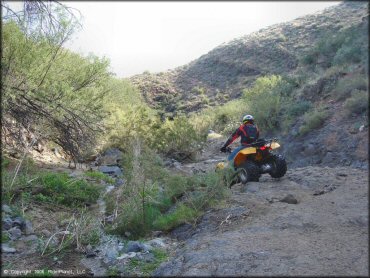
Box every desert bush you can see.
[151,116,202,161]
[301,23,367,68]
[190,99,247,136]
[299,106,329,135]
[333,74,368,101]
[344,90,368,115]
[243,75,291,131]
[286,101,312,117]
[192,86,206,95]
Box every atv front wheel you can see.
[269,154,287,178]
[237,161,261,184]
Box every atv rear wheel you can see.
[237,161,261,184]
[269,154,287,178]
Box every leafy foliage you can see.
[2,21,111,162]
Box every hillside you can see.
[131,1,369,170]
[130,1,368,114]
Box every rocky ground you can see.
[155,135,369,276]
[1,148,175,277]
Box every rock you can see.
[244,182,260,193]
[124,231,131,238]
[151,231,163,237]
[2,244,16,253]
[115,178,125,186]
[13,216,25,229]
[8,227,22,240]
[23,235,38,242]
[148,238,167,248]
[280,194,298,204]
[98,166,123,177]
[2,204,12,214]
[106,248,118,261]
[313,190,325,196]
[2,217,13,230]
[137,252,155,263]
[86,251,97,258]
[24,220,34,235]
[173,161,182,169]
[303,143,316,156]
[322,152,335,164]
[41,229,52,237]
[117,252,137,260]
[86,244,93,252]
[117,243,125,252]
[126,241,152,253]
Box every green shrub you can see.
[286,101,312,117]
[299,107,329,135]
[243,75,286,130]
[1,157,10,169]
[301,23,367,68]
[344,90,368,115]
[128,248,168,275]
[110,148,228,239]
[2,168,101,207]
[333,75,368,101]
[153,204,198,231]
[39,172,101,207]
[84,171,114,183]
[151,116,202,161]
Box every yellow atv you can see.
[216,138,287,186]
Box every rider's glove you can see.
[220,146,227,153]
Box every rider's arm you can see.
[223,127,241,147]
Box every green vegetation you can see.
[333,74,368,101]
[128,248,168,275]
[153,204,198,231]
[2,158,101,207]
[301,23,368,69]
[299,106,330,135]
[105,143,228,239]
[344,90,369,115]
[243,75,295,130]
[84,171,115,183]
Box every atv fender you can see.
[234,147,257,167]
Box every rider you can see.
[220,114,260,161]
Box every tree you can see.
[1,1,111,165]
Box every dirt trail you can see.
[155,135,369,276]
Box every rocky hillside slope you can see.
[130,1,368,114]
[131,1,368,170]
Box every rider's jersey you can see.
[224,123,260,147]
